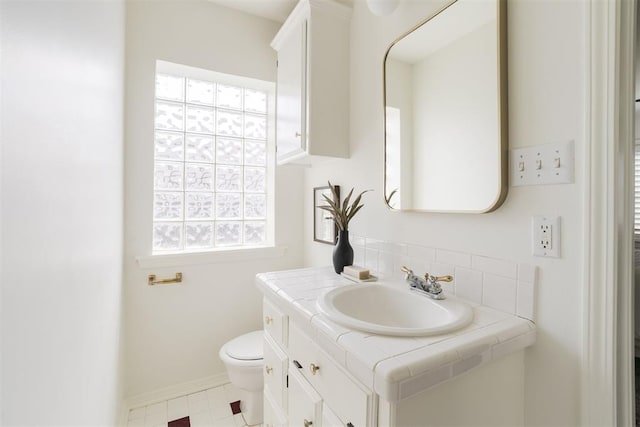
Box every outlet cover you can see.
[532,216,560,258]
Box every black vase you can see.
[333,230,354,274]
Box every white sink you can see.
[316,284,473,336]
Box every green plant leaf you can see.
[321,194,339,212]
[342,187,354,215]
[320,183,371,231]
[347,190,369,216]
[385,189,398,204]
[328,181,339,202]
[346,204,364,222]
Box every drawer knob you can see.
[295,132,302,138]
[309,363,320,375]
[265,365,273,375]
[265,316,273,325]
[304,419,313,427]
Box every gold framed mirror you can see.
[383,0,507,213]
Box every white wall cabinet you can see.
[271,0,351,165]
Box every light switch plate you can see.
[511,141,575,186]
[532,216,560,258]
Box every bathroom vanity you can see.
[257,267,535,427]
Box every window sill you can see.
[136,246,288,269]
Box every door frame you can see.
[582,0,635,425]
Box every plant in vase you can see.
[318,181,370,274]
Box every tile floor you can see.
[127,383,254,427]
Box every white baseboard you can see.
[117,373,230,426]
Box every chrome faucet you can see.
[401,266,453,300]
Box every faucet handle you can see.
[425,273,454,283]
[401,266,413,275]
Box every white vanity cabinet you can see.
[271,0,351,165]
[258,268,535,427]
[263,299,374,427]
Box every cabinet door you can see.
[264,333,288,412]
[264,298,288,348]
[323,403,347,427]
[264,390,287,427]
[276,20,307,163]
[288,369,322,427]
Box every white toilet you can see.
[219,330,264,426]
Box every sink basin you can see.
[316,284,473,336]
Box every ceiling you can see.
[207,0,298,23]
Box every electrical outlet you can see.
[532,216,560,258]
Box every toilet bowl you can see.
[219,330,264,426]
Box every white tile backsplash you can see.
[364,248,379,272]
[436,249,471,268]
[472,255,518,279]
[350,235,537,322]
[351,234,366,247]
[353,245,365,267]
[516,281,536,321]
[518,262,537,283]
[429,261,454,277]
[482,274,517,313]
[378,250,394,278]
[406,244,436,262]
[454,267,483,304]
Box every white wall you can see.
[305,1,584,425]
[1,1,125,424]
[124,1,305,398]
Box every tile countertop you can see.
[256,266,536,403]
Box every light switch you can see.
[511,140,574,186]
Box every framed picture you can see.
[314,185,340,245]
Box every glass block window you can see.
[153,61,273,253]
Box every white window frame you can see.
[150,60,276,256]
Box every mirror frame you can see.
[382,0,508,213]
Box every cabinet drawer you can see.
[289,324,370,427]
[264,333,288,412]
[288,368,322,427]
[264,389,287,427]
[264,298,288,347]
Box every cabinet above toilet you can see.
[271,0,352,165]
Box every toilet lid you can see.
[224,330,263,361]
